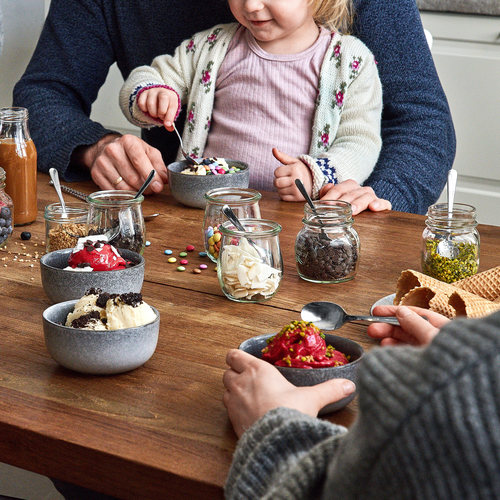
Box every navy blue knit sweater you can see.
[13,0,455,214]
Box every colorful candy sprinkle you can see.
[199,264,208,270]
[186,244,195,252]
[164,249,173,255]
[199,251,207,257]
[179,251,188,257]
[168,257,177,263]
[145,241,151,247]
[193,268,202,274]
[180,259,188,265]
[177,266,186,272]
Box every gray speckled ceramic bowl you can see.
[40,248,144,304]
[167,159,250,209]
[239,333,364,414]
[42,299,160,375]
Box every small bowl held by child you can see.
[167,159,249,209]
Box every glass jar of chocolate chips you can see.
[295,200,359,284]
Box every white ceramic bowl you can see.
[42,299,160,375]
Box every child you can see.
[120,0,382,200]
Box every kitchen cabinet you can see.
[420,11,500,225]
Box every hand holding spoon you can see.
[301,301,399,331]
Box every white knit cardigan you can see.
[120,23,382,198]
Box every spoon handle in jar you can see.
[347,314,400,326]
[49,168,68,217]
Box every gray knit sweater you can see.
[226,312,500,499]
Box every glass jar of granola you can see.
[44,202,90,252]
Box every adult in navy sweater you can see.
[13,0,455,215]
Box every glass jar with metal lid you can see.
[87,190,145,254]
[421,202,479,283]
[0,167,14,248]
[295,200,359,284]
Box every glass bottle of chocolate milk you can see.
[0,107,37,225]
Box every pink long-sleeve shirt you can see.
[203,26,331,191]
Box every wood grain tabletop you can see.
[0,173,498,498]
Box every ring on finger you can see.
[113,175,123,187]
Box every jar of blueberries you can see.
[87,190,145,254]
[0,167,14,248]
[295,200,359,283]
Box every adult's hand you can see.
[73,133,168,194]
[368,305,450,347]
[223,349,356,438]
[319,180,391,215]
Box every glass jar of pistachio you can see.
[421,203,479,283]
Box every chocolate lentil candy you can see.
[296,233,358,283]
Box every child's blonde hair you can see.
[310,0,354,34]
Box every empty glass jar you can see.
[203,187,261,262]
[87,190,145,254]
[218,219,283,302]
[421,202,479,283]
[295,200,359,283]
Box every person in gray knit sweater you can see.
[223,305,500,499]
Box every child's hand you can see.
[137,88,178,131]
[272,148,312,201]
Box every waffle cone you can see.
[453,266,500,301]
[395,270,461,304]
[399,286,457,318]
[449,290,500,318]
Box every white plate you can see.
[370,293,396,315]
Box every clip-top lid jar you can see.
[295,200,359,283]
[203,187,261,263]
[0,107,37,226]
[0,167,14,248]
[87,190,145,254]
[421,202,479,283]
[218,218,283,302]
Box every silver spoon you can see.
[172,122,200,166]
[221,205,267,261]
[301,301,399,331]
[436,169,458,259]
[49,168,68,218]
[294,179,330,241]
[48,181,159,221]
[134,169,156,199]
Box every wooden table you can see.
[1,173,499,498]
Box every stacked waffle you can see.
[394,266,500,318]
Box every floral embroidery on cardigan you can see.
[200,61,214,93]
[187,103,196,132]
[349,56,363,79]
[207,28,222,50]
[186,39,196,54]
[333,82,347,109]
[205,117,211,131]
[330,41,342,68]
[317,124,331,151]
